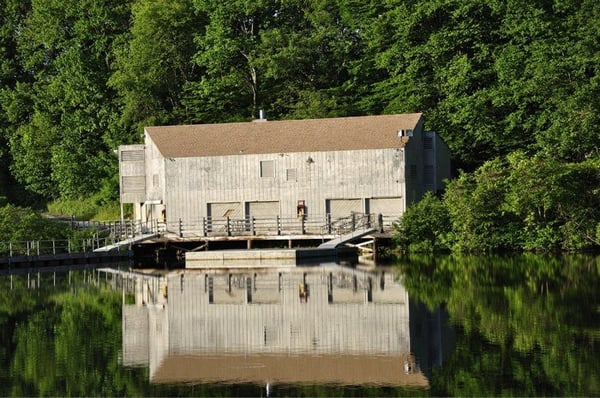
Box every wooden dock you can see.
[0,250,132,268]
[185,246,357,269]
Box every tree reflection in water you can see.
[398,253,600,397]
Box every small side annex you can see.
[118,113,450,231]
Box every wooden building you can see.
[118,113,450,233]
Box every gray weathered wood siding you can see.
[403,128,425,206]
[145,138,165,203]
[161,147,406,223]
[435,133,451,192]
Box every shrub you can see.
[394,192,451,253]
[0,204,71,242]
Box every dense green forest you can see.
[0,0,598,249]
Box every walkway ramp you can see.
[318,228,377,249]
[94,233,159,252]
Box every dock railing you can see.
[56,218,160,241]
[160,213,400,239]
[0,236,125,257]
[0,218,163,258]
[108,219,160,239]
[55,213,401,242]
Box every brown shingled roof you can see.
[145,113,422,158]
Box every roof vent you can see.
[254,109,267,122]
[397,129,413,137]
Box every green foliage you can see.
[46,171,122,220]
[395,152,600,253]
[0,204,71,242]
[90,203,122,221]
[185,0,363,121]
[394,192,450,253]
[1,0,130,201]
[46,199,100,220]
[7,110,59,199]
[443,158,522,252]
[504,153,600,251]
[369,0,600,170]
[109,0,203,131]
[46,185,122,221]
[184,0,266,121]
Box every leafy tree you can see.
[109,0,204,134]
[408,152,600,253]
[185,0,272,122]
[186,0,363,122]
[368,0,506,169]
[443,158,522,252]
[364,0,600,171]
[0,0,31,201]
[256,0,362,119]
[2,0,131,200]
[503,152,600,251]
[6,110,59,199]
[492,0,600,163]
[394,192,450,252]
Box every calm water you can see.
[0,254,598,397]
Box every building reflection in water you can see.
[121,265,452,388]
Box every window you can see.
[121,176,145,193]
[120,150,144,162]
[286,168,297,181]
[423,136,433,150]
[424,165,434,186]
[260,160,275,178]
